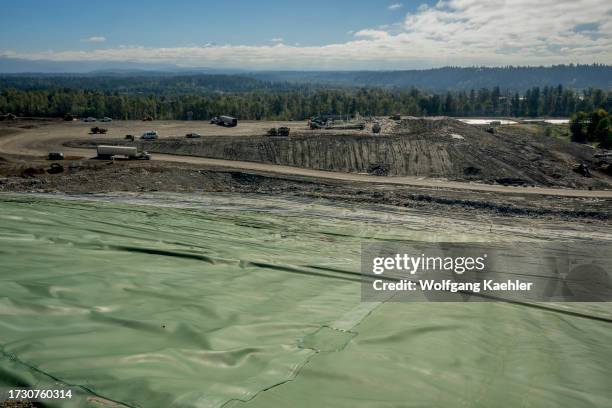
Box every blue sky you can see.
[0,0,431,51]
[0,0,610,70]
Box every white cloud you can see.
[4,1,611,69]
[388,3,403,10]
[353,29,390,40]
[271,38,284,43]
[83,36,106,43]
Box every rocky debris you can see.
[21,167,45,177]
[267,127,291,136]
[367,163,389,176]
[46,163,64,174]
[463,166,481,176]
[574,163,592,177]
[2,159,610,221]
[496,177,529,186]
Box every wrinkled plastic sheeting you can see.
[0,194,379,407]
[0,193,611,407]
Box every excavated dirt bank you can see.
[1,157,611,221]
[69,118,611,189]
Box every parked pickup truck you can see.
[141,131,159,140]
[96,145,151,160]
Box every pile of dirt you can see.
[69,118,608,189]
[1,158,611,221]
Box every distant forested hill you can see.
[1,65,610,120]
[0,64,609,93]
[248,65,612,91]
[0,74,288,94]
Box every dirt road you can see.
[2,120,612,198]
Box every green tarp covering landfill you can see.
[0,193,611,407]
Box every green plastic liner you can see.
[0,193,610,407]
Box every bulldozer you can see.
[90,126,108,134]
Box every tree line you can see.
[249,64,612,92]
[1,84,610,121]
[570,109,612,148]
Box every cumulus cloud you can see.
[270,38,284,43]
[4,1,611,69]
[353,29,390,40]
[83,36,106,43]
[388,3,403,10]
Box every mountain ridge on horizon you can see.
[0,59,610,92]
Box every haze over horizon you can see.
[1,0,611,72]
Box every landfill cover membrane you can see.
[0,192,611,407]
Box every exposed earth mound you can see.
[70,118,611,189]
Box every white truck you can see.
[96,145,151,160]
[141,130,159,140]
[210,115,238,127]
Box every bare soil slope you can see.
[78,118,609,188]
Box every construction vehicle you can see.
[267,127,290,136]
[96,145,151,160]
[309,115,365,130]
[210,115,238,127]
[372,122,382,134]
[48,152,64,160]
[90,126,108,134]
[1,113,17,121]
[141,131,159,140]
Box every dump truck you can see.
[96,145,151,160]
[210,115,238,127]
